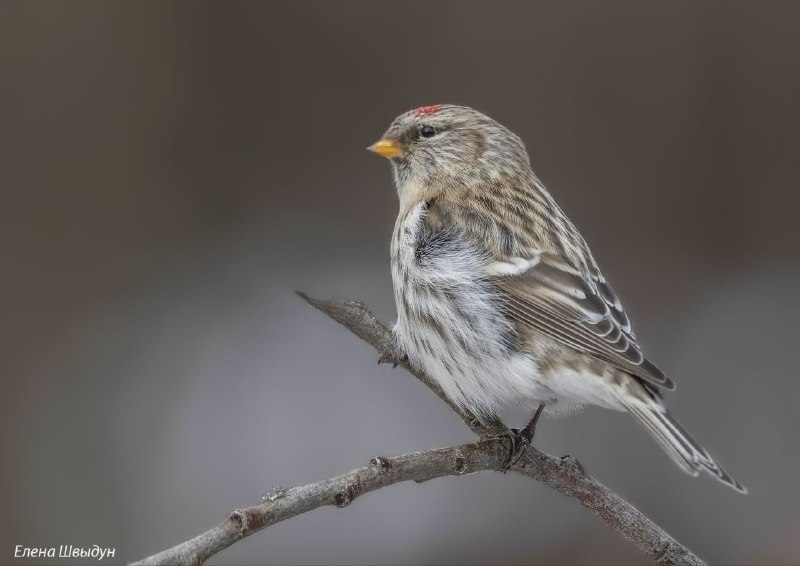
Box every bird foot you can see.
[377,344,408,368]
[481,427,530,471]
[492,403,546,470]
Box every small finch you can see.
[368,104,745,493]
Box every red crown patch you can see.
[412,104,442,116]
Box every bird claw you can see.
[508,428,534,469]
[377,345,408,368]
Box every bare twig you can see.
[130,294,705,566]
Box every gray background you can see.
[2,1,799,564]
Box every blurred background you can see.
[1,1,799,564]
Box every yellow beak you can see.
[367,138,405,159]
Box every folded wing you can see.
[490,253,674,390]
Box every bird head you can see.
[368,105,530,207]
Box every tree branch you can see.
[130,294,705,566]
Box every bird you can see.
[367,104,745,493]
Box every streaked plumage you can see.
[370,104,745,493]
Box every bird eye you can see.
[420,125,436,138]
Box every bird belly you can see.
[392,280,548,420]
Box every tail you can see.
[623,398,747,494]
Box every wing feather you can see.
[493,253,674,389]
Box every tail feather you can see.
[624,401,747,494]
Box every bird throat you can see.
[395,170,442,213]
